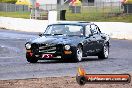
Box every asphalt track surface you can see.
[0,29,132,80]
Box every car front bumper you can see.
[26,46,76,60]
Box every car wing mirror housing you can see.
[88,34,93,37]
[85,34,93,38]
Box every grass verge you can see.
[0,11,30,19]
[0,11,132,22]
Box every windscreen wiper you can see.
[52,34,64,35]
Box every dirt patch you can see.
[0,75,131,88]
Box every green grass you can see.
[0,11,30,19]
[66,12,132,22]
[64,6,132,22]
[1,7,132,22]
[96,14,132,22]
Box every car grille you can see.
[31,43,39,53]
[31,43,63,54]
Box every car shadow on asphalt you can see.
[32,58,105,64]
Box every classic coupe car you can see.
[25,22,110,63]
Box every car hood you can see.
[31,36,83,45]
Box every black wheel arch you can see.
[78,43,83,50]
[104,41,110,47]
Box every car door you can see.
[83,25,96,56]
[91,25,104,53]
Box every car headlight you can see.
[25,43,31,49]
[64,45,70,50]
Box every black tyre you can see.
[74,45,83,62]
[27,58,38,63]
[98,44,109,59]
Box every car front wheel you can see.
[27,58,38,63]
[74,45,83,62]
[98,44,109,59]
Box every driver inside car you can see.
[52,26,70,35]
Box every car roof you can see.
[50,22,94,26]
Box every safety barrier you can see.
[0,17,132,40]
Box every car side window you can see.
[91,25,98,34]
[85,25,92,37]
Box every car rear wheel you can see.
[27,58,38,63]
[98,44,109,59]
[74,45,83,62]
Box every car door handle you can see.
[88,39,92,41]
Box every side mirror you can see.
[38,33,43,36]
[89,34,93,37]
[85,34,93,39]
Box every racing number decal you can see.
[42,54,53,58]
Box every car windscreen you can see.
[44,24,84,36]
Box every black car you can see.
[25,22,110,63]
